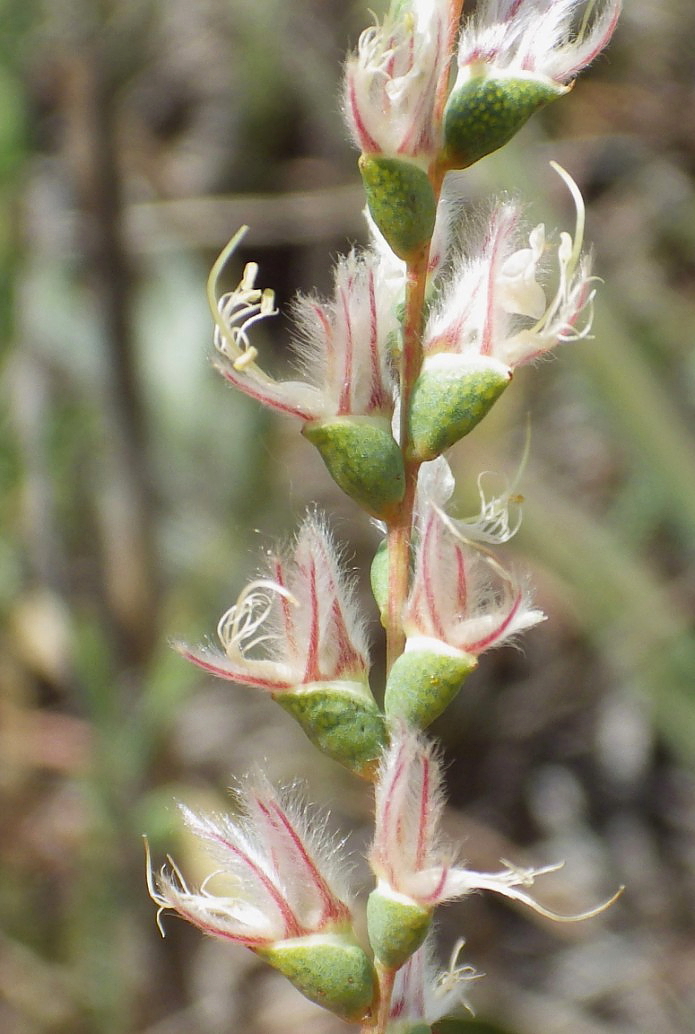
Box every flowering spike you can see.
[147,0,624,1020]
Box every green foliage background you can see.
[1,2,694,1032]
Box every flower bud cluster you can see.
[148,1,621,1029]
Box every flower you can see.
[147,780,378,1020]
[176,513,369,693]
[210,228,400,423]
[456,0,622,89]
[387,937,479,1032]
[423,163,595,376]
[443,1,621,168]
[344,0,453,162]
[147,777,352,947]
[427,436,530,546]
[290,249,399,420]
[175,514,386,775]
[404,470,545,659]
[371,726,621,920]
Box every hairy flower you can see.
[456,0,622,88]
[405,464,544,659]
[176,513,369,693]
[423,163,595,377]
[146,777,352,947]
[210,229,400,422]
[344,0,452,161]
[372,727,621,920]
[290,249,400,419]
[388,937,479,1031]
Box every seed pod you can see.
[359,156,436,262]
[443,75,565,170]
[367,887,432,970]
[258,933,376,1022]
[275,680,387,780]
[408,355,511,462]
[303,416,405,520]
[384,647,477,729]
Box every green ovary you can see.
[443,76,564,170]
[408,363,511,461]
[359,156,436,261]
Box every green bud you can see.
[443,73,566,170]
[367,887,432,970]
[303,415,405,519]
[370,540,389,627]
[359,156,436,262]
[384,647,477,729]
[408,356,511,462]
[275,680,387,779]
[258,933,376,1022]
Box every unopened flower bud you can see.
[408,355,512,461]
[258,933,376,1022]
[443,74,565,170]
[303,416,405,520]
[367,887,432,970]
[384,644,477,729]
[370,539,389,627]
[359,156,436,262]
[276,681,387,780]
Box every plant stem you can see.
[385,248,428,674]
[362,963,397,1034]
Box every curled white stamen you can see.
[436,938,481,1014]
[460,859,625,923]
[144,837,193,937]
[207,227,279,369]
[217,579,297,659]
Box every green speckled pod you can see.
[303,416,405,520]
[384,648,477,729]
[443,75,565,170]
[275,681,387,780]
[408,357,511,461]
[367,888,431,970]
[259,933,376,1022]
[359,156,436,261]
[370,540,389,627]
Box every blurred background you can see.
[2,0,695,1031]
